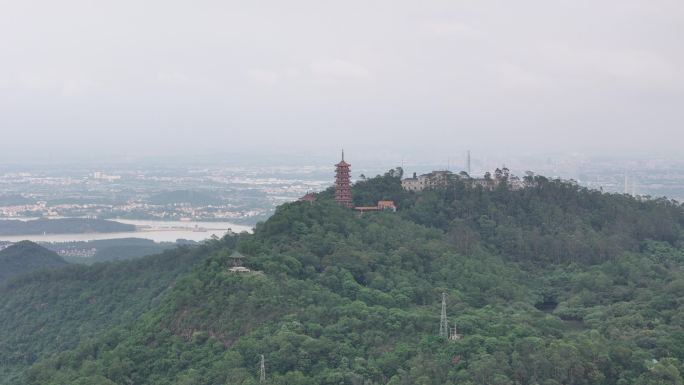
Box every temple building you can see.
[354,200,396,213]
[298,193,316,203]
[334,150,353,208]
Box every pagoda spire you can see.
[334,150,352,208]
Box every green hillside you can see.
[0,241,68,283]
[0,243,222,384]
[3,172,684,384]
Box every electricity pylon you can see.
[260,354,266,383]
[440,292,448,338]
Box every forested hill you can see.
[0,244,213,383]
[4,171,684,384]
[0,241,68,283]
[351,171,683,264]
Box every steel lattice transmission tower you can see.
[440,292,448,338]
[260,354,266,383]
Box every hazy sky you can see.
[1,0,683,160]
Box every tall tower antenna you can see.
[624,172,628,194]
[467,150,471,175]
[260,354,266,383]
[440,292,448,338]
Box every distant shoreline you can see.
[0,215,263,227]
[0,218,135,236]
[0,218,253,243]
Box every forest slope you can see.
[4,172,684,385]
[0,243,222,384]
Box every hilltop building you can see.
[354,200,396,213]
[402,168,524,192]
[401,171,453,191]
[334,151,353,208]
[299,193,316,203]
[377,200,396,211]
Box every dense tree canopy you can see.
[1,171,683,384]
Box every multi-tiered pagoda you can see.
[334,150,353,208]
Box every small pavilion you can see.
[228,251,251,273]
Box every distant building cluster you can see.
[57,247,97,258]
[92,172,122,181]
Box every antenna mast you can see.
[440,292,448,338]
[467,150,471,175]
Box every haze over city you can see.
[2,0,683,160]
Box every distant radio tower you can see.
[467,150,471,175]
[260,354,266,383]
[440,292,448,338]
[631,176,637,197]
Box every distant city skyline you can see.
[2,149,684,202]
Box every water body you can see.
[0,219,253,243]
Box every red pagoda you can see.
[334,150,353,208]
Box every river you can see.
[0,219,253,243]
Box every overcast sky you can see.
[1,0,682,161]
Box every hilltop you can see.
[2,170,684,385]
[0,241,68,283]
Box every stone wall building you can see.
[401,171,453,192]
